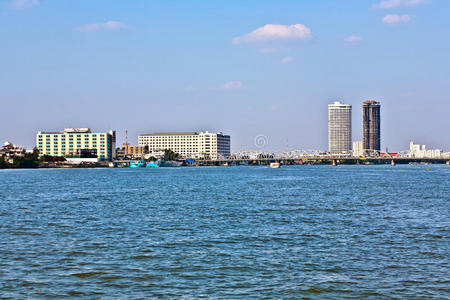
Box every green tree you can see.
[0,156,6,169]
[164,149,180,161]
[11,152,39,168]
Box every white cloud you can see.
[220,81,244,90]
[345,35,362,43]
[76,21,128,32]
[382,14,411,24]
[279,56,294,64]
[260,48,278,54]
[184,85,196,92]
[11,0,39,9]
[264,105,279,111]
[373,0,427,9]
[233,24,312,44]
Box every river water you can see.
[0,165,448,298]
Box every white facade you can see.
[352,141,364,157]
[138,131,231,160]
[65,157,100,164]
[328,101,352,154]
[409,141,442,158]
[36,128,116,160]
[232,151,274,160]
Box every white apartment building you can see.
[328,101,352,154]
[138,131,231,159]
[36,128,116,160]
[409,141,442,158]
[352,141,364,157]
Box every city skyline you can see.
[1,0,449,152]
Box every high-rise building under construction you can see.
[362,100,380,156]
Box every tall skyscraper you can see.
[328,101,352,154]
[362,100,381,156]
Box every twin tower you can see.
[328,100,381,156]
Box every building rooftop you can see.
[363,100,380,105]
[37,128,115,135]
[140,132,199,136]
[328,101,351,107]
[140,131,228,136]
[63,128,91,133]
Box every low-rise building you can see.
[36,128,116,160]
[138,131,231,160]
[144,150,165,160]
[121,144,148,158]
[409,141,442,158]
[0,142,26,163]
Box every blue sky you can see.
[1,0,449,152]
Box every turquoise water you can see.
[0,165,449,298]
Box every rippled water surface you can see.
[0,165,449,298]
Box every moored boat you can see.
[146,161,161,168]
[269,162,280,168]
[130,160,146,168]
[160,161,182,167]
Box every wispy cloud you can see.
[219,81,245,90]
[233,24,312,44]
[185,81,246,93]
[382,14,411,24]
[76,21,128,32]
[279,56,294,64]
[260,48,278,54]
[264,105,280,111]
[345,35,363,44]
[11,0,39,9]
[373,0,427,9]
[184,85,196,93]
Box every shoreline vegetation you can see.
[0,148,65,169]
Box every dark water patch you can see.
[130,255,156,260]
[71,271,108,278]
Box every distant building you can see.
[409,141,442,158]
[138,131,231,160]
[381,152,399,157]
[362,100,381,156]
[328,101,352,154]
[36,128,116,160]
[144,150,165,160]
[121,143,148,158]
[0,142,26,163]
[352,141,364,157]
